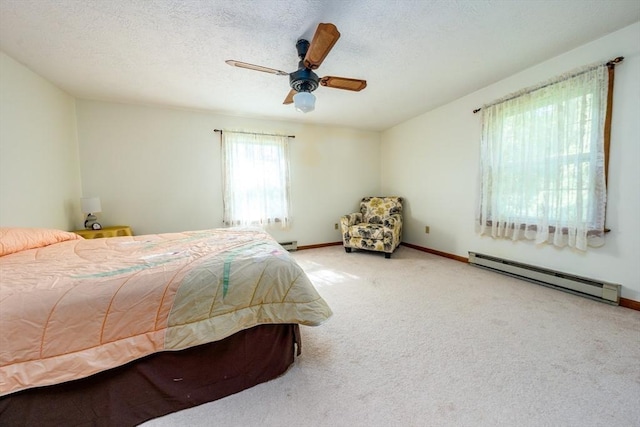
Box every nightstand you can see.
[73,225,133,239]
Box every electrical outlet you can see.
[335,223,339,230]
[425,226,430,234]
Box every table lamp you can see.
[81,197,102,230]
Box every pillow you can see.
[0,227,83,257]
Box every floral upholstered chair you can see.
[340,196,403,259]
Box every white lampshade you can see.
[293,91,316,113]
[81,197,102,214]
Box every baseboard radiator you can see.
[468,252,621,305]
[279,241,298,251]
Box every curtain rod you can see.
[214,129,295,138]
[472,56,624,114]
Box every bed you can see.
[0,227,332,426]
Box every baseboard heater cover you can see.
[468,252,621,305]
[279,241,298,251]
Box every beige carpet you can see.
[145,246,640,427]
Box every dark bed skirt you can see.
[0,323,301,427]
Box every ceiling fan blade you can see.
[283,89,297,105]
[303,23,341,70]
[320,76,367,91]
[225,60,289,76]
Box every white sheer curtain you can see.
[477,63,608,251]
[221,131,291,229]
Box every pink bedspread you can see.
[0,228,331,396]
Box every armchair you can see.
[340,196,403,259]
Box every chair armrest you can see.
[383,214,402,229]
[341,213,362,229]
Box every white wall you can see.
[0,52,82,230]
[75,100,380,244]
[381,23,640,301]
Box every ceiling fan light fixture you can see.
[293,91,316,113]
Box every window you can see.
[221,131,291,228]
[476,63,612,251]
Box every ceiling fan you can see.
[225,23,367,113]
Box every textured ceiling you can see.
[1,0,638,131]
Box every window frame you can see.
[475,60,620,248]
[220,131,292,229]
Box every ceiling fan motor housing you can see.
[290,68,319,93]
[290,38,319,93]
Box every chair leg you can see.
[345,247,352,253]
[385,253,391,259]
